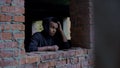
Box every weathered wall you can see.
[70,0,93,48]
[0,0,94,68]
[0,0,25,67]
[19,48,94,68]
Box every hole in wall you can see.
[25,0,71,52]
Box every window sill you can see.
[20,47,93,68]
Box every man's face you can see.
[49,22,58,36]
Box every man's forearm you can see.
[59,30,68,42]
[38,45,59,51]
[38,46,49,51]
[57,22,68,42]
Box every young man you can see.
[29,17,70,52]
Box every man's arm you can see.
[57,22,68,42]
[29,32,59,52]
[38,45,59,51]
[57,22,70,49]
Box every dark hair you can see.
[42,17,59,34]
[42,17,59,27]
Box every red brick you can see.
[60,51,68,57]
[75,50,82,55]
[12,0,24,6]
[1,32,12,40]
[0,58,18,67]
[40,54,50,61]
[0,0,11,4]
[15,7,25,14]
[0,24,11,31]
[5,24,11,30]
[38,62,49,68]
[0,14,12,22]
[48,54,54,59]
[19,7,25,14]
[13,33,24,39]
[14,49,25,56]
[20,57,26,64]
[18,7,25,14]
[68,50,76,56]
[56,59,66,66]
[88,59,94,65]
[20,49,26,55]
[14,16,25,22]
[0,0,5,4]
[11,24,18,30]
[84,49,88,54]
[0,42,18,48]
[26,54,39,64]
[0,43,5,48]
[76,63,82,68]
[48,60,56,67]
[12,24,25,30]
[0,24,4,31]
[1,6,14,13]
[21,42,25,48]
[6,42,18,48]
[66,58,70,64]
[0,50,16,58]
[6,0,11,4]
[70,57,79,64]
[70,64,76,68]
[70,0,91,48]
[1,6,24,14]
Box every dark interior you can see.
[25,0,70,52]
[25,0,70,21]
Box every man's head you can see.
[49,21,58,36]
[42,17,59,36]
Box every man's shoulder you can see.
[33,32,42,36]
[34,32,41,34]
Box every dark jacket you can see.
[29,17,70,52]
[29,31,70,52]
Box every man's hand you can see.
[47,45,59,51]
[38,45,59,51]
[57,22,68,42]
[57,22,63,32]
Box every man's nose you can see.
[53,29,56,32]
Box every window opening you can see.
[25,0,71,52]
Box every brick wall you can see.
[70,0,93,48]
[0,0,25,67]
[19,48,94,68]
[0,0,94,68]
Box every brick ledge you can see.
[23,47,89,64]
